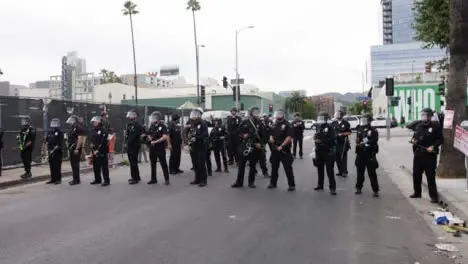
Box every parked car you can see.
[344,115,359,130]
[371,117,387,128]
[303,119,315,130]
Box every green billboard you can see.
[390,84,440,122]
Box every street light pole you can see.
[197,44,205,108]
[235,25,254,110]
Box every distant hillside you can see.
[318,92,366,105]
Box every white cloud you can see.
[0,0,381,95]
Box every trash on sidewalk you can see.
[431,211,465,225]
[435,243,459,252]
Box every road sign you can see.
[454,125,468,156]
[230,79,244,85]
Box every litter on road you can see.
[435,243,459,252]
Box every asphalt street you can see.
[0,130,451,264]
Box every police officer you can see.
[90,116,110,186]
[187,108,209,187]
[263,114,274,166]
[268,109,296,191]
[291,113,305,159]
[313,112,337,195]
[185,119,197,170]
[226,107,242,165]
[256,114,271,178]
[169,113,183,174]
[147,111,170,185]
[18,116,36,179]
[125,109,143,185]
[101,111,113,134]
[410,108,443,203]
[332,110,351,177]
[231,106,265,188]
[355,114,380,197]
[66,115,86,185]
[46,118,64,184]
[210,117,229,173]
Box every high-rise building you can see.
[371,0,445,86]
[66,51,86,74]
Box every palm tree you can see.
[122,1,139,105]
[100,69,109,84]
[284,91,307,113]
[436,0,468,178]
[186,0,201,105]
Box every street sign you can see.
[454,125,468,156]
[230,79,244,85]
[357,96,369,101]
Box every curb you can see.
[0,161,127,191]
[399,164,468,220]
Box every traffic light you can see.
[232,86,240,101]
[385,77,394,96]
[438,81,445,96]
[362,100,367,105]
[268,104,273,113]
[222,76,228,88]
[200,85,206,103]
[240,103,244,111]
[407,96,412,105]
[425,62,432,73]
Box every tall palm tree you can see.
[284,91,307,113]
[186,0,201,105]
[122,1,139,105]
[100,69,109,84]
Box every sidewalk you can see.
[379,127,468,219]
[0,154,127,189]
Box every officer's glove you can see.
[220,136,225,140]
[254,143,261,149]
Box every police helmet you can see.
[149,111,163,124]
[50,118,60,128]
[190,107,203,120]
[101,111,109,119]
[20,116,31,127]
[359,114,373,126]
[126,109,137,119]
[90,116,102,125]
[66,115,79,125]
[294,112,301,117]
[248,106,261,118]
[231,107,238,113]
[274,108,286,120]
[334,110,344,119]
[420,108,434,121]
[317,112,329,124]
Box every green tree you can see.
[302,102,316,119]
[284,91,306,113]
[100,69,122,84]
[413,0,468,178]
[348,101,372,115]
[122,1,139,105]
[186,0,201,104]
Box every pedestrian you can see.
[17,116,36,179]
[312,112,337,195]
[231,106,266,189]
[332,110,351,177]
[90,116,110,186]
[66,115,86,185]
[291,113,305,159]
[187,108,209,187]
[410,108,443,203]
[226,107,242,165]
[125,109,143,185]
[168,113,184,174]
[210,117,229,173]
[45,118,64,185]
[268,109,295,191]
[355,114,380,197]
[146,111,170,185]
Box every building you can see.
[308,96,334,116]
[278,90,307,97]
[371,0,446,86]
[66,51,86,74]
[29,80,51,89]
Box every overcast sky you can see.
[0,0,381,95]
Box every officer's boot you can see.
[223,161,229,173]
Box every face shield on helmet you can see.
[190,110,202,120]
[420,111,430,122]
[317,115,327,124]
[126,110,137,120]
[90,116,101,126]
[359,117,369,126]
[149,111,162,124]
[274,110,285,121]
[66,116,78,126]
[20,117,30,127]
[50,118,60,128]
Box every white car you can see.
[371,117,387,128]
[303,119,315,130]
[343,115,359,130]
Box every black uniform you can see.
[148,122,170,184]
[210,122,229,172]
[90,125,110,184]
[46,127,64,183]
[18,125,36,177]
[332,119,351,176]
[226,115,242,164]
[291,119,305,158]
[269,119,296,189]
[205,121,213,177]
[185,120,197,170]
[126,120,143,183]
[411,121,443,202]
[255,117,272,177]
[68,124,85,183]
[168,119,183,174]
[313,123,336,193]
[355,125,380,194]
[232,118,265,188]
[188,119,209,186]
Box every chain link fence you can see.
[0,96,181,167]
